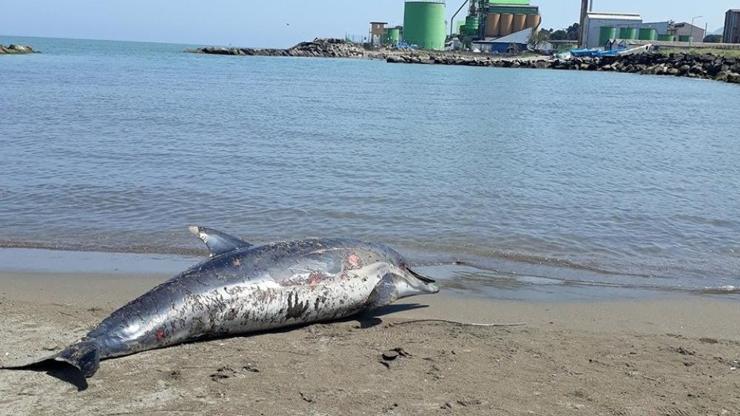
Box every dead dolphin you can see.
[2,227,439,386]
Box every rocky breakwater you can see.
[551,53,740,84]
[0,44,34,55]
[387,51,740,84]
[190,38,366,58]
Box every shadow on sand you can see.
[0,303,428,391]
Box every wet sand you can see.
[1,271,739,415]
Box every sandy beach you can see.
[1,271,738,415]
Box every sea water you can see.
[1,36,739,300]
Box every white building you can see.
[640,21,706,42]
[583,12,642,48]
[672,22,705,41]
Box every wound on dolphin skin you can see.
[155,327,167,341]
[308,272,323,286]
[346,253,362,270]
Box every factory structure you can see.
[577,0,738,49]
[458,0,542,53]
[369,1,447,49]
[581,13,707,48]
[368,1,740,52]
[369,0,542,52]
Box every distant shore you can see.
[0,44,35,55]
[190,38,740,85]
[386,51,740,84]
[186,37,538,63]
[1,270,739,414]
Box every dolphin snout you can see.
[424,282,440,294]
[406,267,440,295]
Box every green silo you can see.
[618,27,638,39]
[638,28,657,41]
[465,15,480,36]
[403,0,446,50]
[599,26,617,45]
[385,27,401,45]
[657,34,675,41]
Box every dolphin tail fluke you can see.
[0,340,99,390]
[55,340,101,378]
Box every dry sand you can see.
[1,271,739,415]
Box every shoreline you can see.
[2,246,738,302]
[386,51,740,84]
[2,245,738,302]
[190,38,740,85]
[1,270,739,339]
[1,271,739,414]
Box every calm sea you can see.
[1,36,739,300]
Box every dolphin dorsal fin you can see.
[188,226,252,257]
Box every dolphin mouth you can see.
[407,267,436,284]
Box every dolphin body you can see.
[2,227,439,385]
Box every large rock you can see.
[0,44,34,54]
[191,38,366,59]
[715,71,731,82]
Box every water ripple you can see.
[1,36,739,298]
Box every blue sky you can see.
[0,1,732,47]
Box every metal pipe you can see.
[450,0,469,37]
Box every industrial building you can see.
[368,1,542,52]
[579,0,715,48]
[671,22,705,42]
[582,12,643,48]
[459,0,542,52]
[639,21,704,42]
[725,9,740,43]
[369,1,732,53]
[369,22,389,46]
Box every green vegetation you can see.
[540,23,580,41]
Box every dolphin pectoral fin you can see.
[188,226,253,257]
[366,274,398,309]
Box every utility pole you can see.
[579,0,589,47]
[689,15,702,46]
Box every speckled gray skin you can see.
[7,228,438,381]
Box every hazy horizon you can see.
[0,1,733,48]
